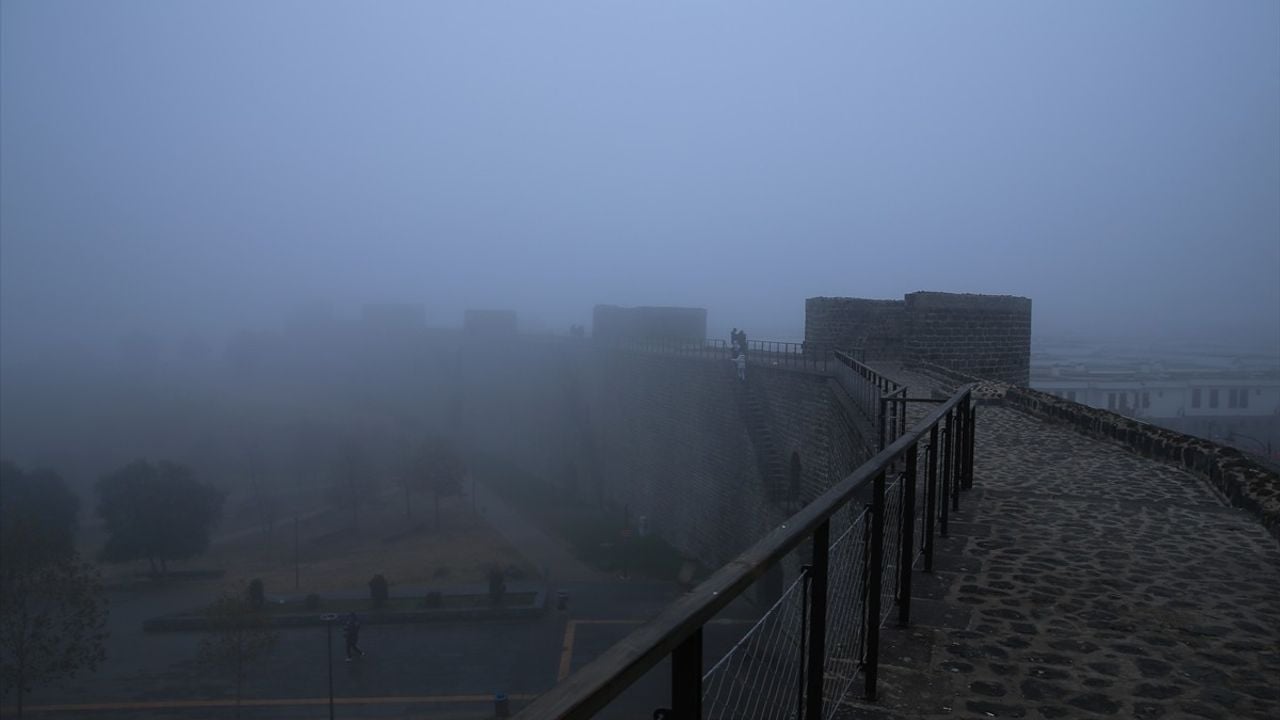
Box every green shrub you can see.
[369,574,389,609]
[247,578,265,610]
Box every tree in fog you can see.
[411,437,465,530]
[241,446,281,558]
[0,462,108,718]
[197,589,278,719]
[0,556,109,718]
[247,481,282,558]
[96,460,226,576]
[328,441,376,529]
[0,462,80,572]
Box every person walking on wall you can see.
[735,350,747,382]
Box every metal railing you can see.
[589,336,845,374]
[742,341,835,373]
[515,383,978,720]
[833,350,911,451]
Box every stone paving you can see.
[836,401,1280,720]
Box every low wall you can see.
[910,361,1280,542]
[998,385,1280,542]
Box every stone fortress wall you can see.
[442,291,1034,568]
[805,291,1032,385]
[449,335,871,570]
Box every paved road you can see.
[16,579,699,719]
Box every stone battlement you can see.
[805,291,1031,385]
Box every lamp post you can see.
[320,613,338,719]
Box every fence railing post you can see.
[898,446,917,626]
[952,405,963,512]
[965,398,976,490]
[925,426,938,570]
[672,628,702,719]
[797,565,811,720]
[805,521,829,720]
[877,398,887,452]
[864,470,886,701]
[940,416,951,537]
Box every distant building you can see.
[464,309,518,336]
[1033,362,1280,459]
[361,303,426,332]
[592,305,707,343]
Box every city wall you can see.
[450,338,871,568]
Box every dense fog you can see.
[3,0,1278,481]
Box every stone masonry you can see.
[904,292,1032,386]
[836,369,1280,720]
[806,297,906,361]
[805,291,1032,385]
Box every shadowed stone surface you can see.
[835,400,1280,720]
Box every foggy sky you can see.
[3,0,1278,358]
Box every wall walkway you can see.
[843,401,1280,719]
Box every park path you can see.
[837,397,1280,719]
[473,480,613,584]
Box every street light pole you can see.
[321,613,337,719]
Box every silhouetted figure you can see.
[730,328,740,357]
[737,329,748,359]
[343,612,363,661]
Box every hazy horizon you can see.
[3,1,1279,361]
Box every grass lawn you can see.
[470,452,694,582]
[94,489,538,596]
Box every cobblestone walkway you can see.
[838,404,1280,720]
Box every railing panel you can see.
[516,384,977,720]
[702,575,809,720]
[820,507,870,717]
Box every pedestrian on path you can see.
[343,612,364,661]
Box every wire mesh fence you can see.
[516,387,977,720]
[702,575,810,720]
[821,506,871,718]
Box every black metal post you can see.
[326,620,335,720]
[672,628,702,719]
[899,446,917,626]
[805,521,829,720]
[925,426,938,570]
[864,470,886,700]
[878,398,887,451]
[899,395,907,438]
[952,406,962,511]
[966,400,977,490]
[940,418,951,537]
[797,566,811,720]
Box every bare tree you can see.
[412,436,465,530]
[197,589,278,719]
[0,554,108,718]
[329,441,376,530]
